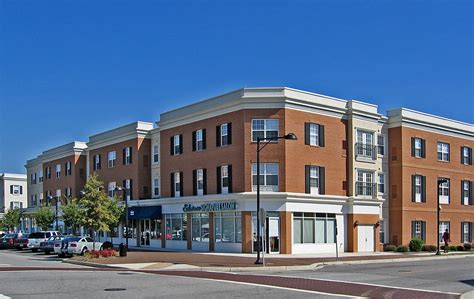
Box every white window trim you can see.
[251,119,279,142]
[252,163,279,192]
[125,147,132,165]
[153,145,159,164]
[309,123,319,146]
[108,151,116,168]
[462,181,470,205]
[439,179,450,204]
[377,134,385,156]
[56,164,61,177]
[462,147,470,165]
[197,169,204,196]
[414,138,422,158]
[378,172,385,194]
[173,135,181,155]
[153,178,160,197]
[196,129,203,151]
[108,182,116,198]
[437,142,450,161]
[220,123,228,146]
[309,166,319,195]
[221,165,229,194]
[415,175,422,203]
[174,172,181,197]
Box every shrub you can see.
[396,245,408,252]
[422,245,437,252]
[449,245,457,251]
[464,243,472,251]
[86,249,117,259]
[384,245,397,252]
[102,241,113,250]
[441,245,449,252]
[429,245,437,252]
[409,238,424,252]
[456,245,464,251]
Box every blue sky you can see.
[0,0,472,173]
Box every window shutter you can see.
[179,172,184,195]
[304,123,310,145]
[228,165,233,193]
[411,137,415,157]
[411,175,416,202]
[98,155,101,169]
[170,173,175,197]
[170,137,174,155]
[461,147,465,164]
[192,131,196,151]
[10,185,13,194]
[129,179,133,200]
[411,221,415,238]
[129,147,132,164]
[304,165,310,194]
[319,166,325,195]
[447,144,450,161]
[421,139,426,158]
[123,148,126,165]
[319,125,325,147]
[216,125,221,147]
[20,186,23,194]
[421,221,426,241]
[65,163,68,175]
[421,176,426,203]
[93,157,96,171]
[216,166,222,194]
[469,181,473,205]
[179,135,183,154]
[461,222,465,243]
[203,168,207,195]
[448,179,451,203]
[192,169,197,196]
[469,148,473,165]
[227,123,232,145]
[202,129,207,150]
[461,180,465,205]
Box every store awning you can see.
[127,206,162,220]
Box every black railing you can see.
[355,143,377,160]
[355,182,377,197]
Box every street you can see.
[0,249,472,298]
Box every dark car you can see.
[14,234,30,250]
[40,235,67,255]
[0,234,18,249]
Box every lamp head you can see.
[115,186,123,192]
[283,133,297,140]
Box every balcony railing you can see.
[355,182,377,197]
[355,143,377,160]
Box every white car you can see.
[27,231,61,252]
[61,236,103,256]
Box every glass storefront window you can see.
[165,214,187,241]
[214,212,242,243]
[192,213,209,242]
[123,219,137,238]
[151,219,162,240]
[293,213,336,244]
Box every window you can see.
[192,213,209,242]
[412,137,425,158]
[10,201,22,210]
[31,173,37,184]
[377,134,385,155]
[93,154,101,170]
[153,145,159,163]
[304,122,325,147]
[461,222,472,243]
[194,168,205,196]
[221,165,229,194]
[65,187,72,197]
[378,173,385,194]
[220,123,229,146]
[174,172,181,197]
[305,166,325,195]
[172,135,182,155]
[379,220,385,244]
[462,181,472,205]
[438,178,450,204]
[65,161,72,176]
[165,213,187,241]
[437,142,450,161]
[123,179,132,201]
[55,164,61,178]
[439,221,450,242]
[293,213,336,244]
[356,130,374,159]
[193,129,205,151]
[215,212,241,243]
[356,170,374,196]
[108,151,116,168]
[124,147,132,165]
[38,170,43,183]
[46,167,51,179]
[153,178,160,197]
[251,119,278,142]
[412,175,424,203]
[461,146,472,165]
[10,185,22,195]
[252,163,279,191]
[108,182,116,198]
[411,220,426,241]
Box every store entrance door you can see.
[266,217,280,254]
[140,219,151,246]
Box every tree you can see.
[62,199,84,236]
[77,174,121,250]
[104,195,124,243]
[3,209,21,231]
[34,207,55,231]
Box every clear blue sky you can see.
[1,0,472,173]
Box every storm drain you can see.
[104,288,127,292]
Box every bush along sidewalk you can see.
[409,238,424,252]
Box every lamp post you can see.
[47,195,59,231]
[436,178,449,255]
[115,186,129,250]
[255,133,297,264]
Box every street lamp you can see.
[115,186,129,250]
[47,195,60,231]
[255,133,297,265]
[436,178,449,255]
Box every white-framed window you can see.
[124,147,132,165]
[309,123,319,146]
[174,172,181,197]
[196,169,204,196]
[414,175,422,202]
[437,142,450,161]
[214,212,242,243]
[10,201,22,210]
[221,165,229,194]
[94,154,101,170]
[108,151,116,168]
[196,129,203,151]
[356,170,374,196]
[414,138,423,158]
[377,134,385,155]
[38,170,43,183]
[153,178,160,197]
[39,193,43,205]
[462,222,472,243]
[221,123,229,146]
[438,178,450,204]
[56,189,61,198]
[108,181,116,198]
[124,179,131,201]
[191,213,209,242]
[412,220,425,241]
[439,221,450,242]
[309,166,319,195]
[31,173,37,184]
[356,130,374,159]
[46,167,51,179]
[462,181,470,205]
[252,163,279,192]
[66,161,72,176]
[251,119,279,142]
[378,172,385,194]
[55,164,61,178]
[462,147,471,165]
[153,145,159,163]
[165,213,187,241]
[10,185,22,195]
[65,187,72,197]
[173,135,181,155]
[293,213,336,244]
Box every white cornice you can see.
[87,121,154,150]
[41,141,87,163]
[0,173,27,180]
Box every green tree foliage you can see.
[34,207,55,231]
[3,208,21,231]
[62,199,84,236]
[105,195,124,242]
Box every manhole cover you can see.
[117,272,134,275]
[104,288,126,292]
[398,270,411,273]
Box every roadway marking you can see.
[0,294,11,299]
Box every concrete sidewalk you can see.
[63,250,474,271]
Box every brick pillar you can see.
[374,222,380,252]
[187,213,192,250]
[241,211,252,253]
[279,211,292,254]
[161,214,166,249]
[209,212,215,252]
[346,214,356,252]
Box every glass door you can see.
[140,219,151,246]
[267,217,280,254]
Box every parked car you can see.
[61,237,103,256]
[40,235,67,254]
[0,234,18,249]
[28,231,61,252]
[14,234,30,250]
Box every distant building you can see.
[0,173,28,223]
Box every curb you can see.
[62,259,127,269]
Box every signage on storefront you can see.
[182,201,237,212]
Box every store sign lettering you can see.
[182,201,237,212]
